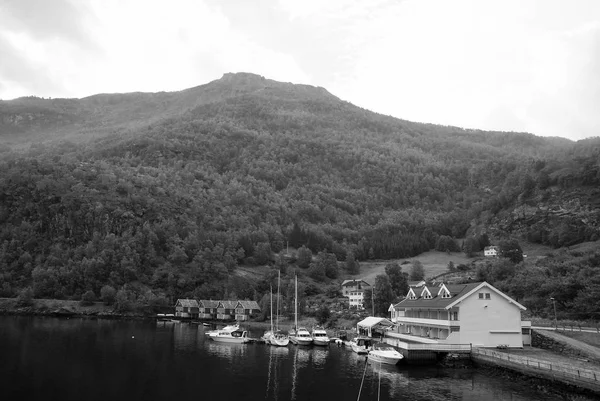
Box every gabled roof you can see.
[357,317,394,329]
[395,282,483,309]
[235,300,261,310]
[341,279,371,287]
[217,300,238,309]
[198,300,219,308]
[394,282,526,311]
[176,299,199,308]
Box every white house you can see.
[388,282,531,348]
[341,279,371,309]
[484,246,500,257]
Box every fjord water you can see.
[0,317,567,401]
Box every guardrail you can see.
[473,347,600,384]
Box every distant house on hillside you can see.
[341,279,371,309]
[484,246,500,257]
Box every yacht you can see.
[290,327,313,345]
[211,328,250,344]
[205,323,239,338]
[311,326,330,346]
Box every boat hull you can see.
[212,336,249,344]
[312,338,330,346]
[350,343,370,354]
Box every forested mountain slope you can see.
[0,72,598,304]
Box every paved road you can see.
[533,326,600,334]
[533,328,600,362]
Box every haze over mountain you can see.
[0,73,599,317]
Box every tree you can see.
[297,246,312,269]
[363,288,373,313]
[345,250,360,274]
[373,274,395,316]
[313,252,339,279]
[100,285,117,305]
[463,237,478,257]
[81,290,96,306]
[409,260,425,281]
[17,287,34,306]
[447,261,456,272]
[498,239,523,263]
[384,262,408,297]
[316,305,331,325]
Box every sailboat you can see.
[261,285,274,344]
[289,274,313,346]
[269,271,289,347]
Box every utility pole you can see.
[550,297,557,329]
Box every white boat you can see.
[349,337,373,354]
[211,328,250,344]
[311,326,330,346]
[290,327,313,345]
[289,275,312,346]
[269,331,290,346]
[206,323,239,338]
[367,344,404,365]
[268,271,289,347]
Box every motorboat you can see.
[290,327,313,346]
[367,344,404,365]
[349,337,373,354]
[206,323,239,338]
[311,326,330,346]
[211,328,250,344]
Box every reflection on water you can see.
[0,317,592,401]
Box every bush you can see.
[100,285,117,305]
[17,287,34,306]
[80,290,96,306]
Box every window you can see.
[478,293,484,299]
[485,293,491,300]
[424,293,432,299]
[441,291,451,299]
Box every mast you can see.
[270,284,273,333]
[294,274,298,331]
[276,270,281,331]
[371,286,375,316]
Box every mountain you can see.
[0,72,598,309]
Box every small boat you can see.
[211,328,250,344]
[290,327,313,346]
[311,326,330,346]
[349,337,373,354]
[205,323,239,338]
[367,344,404,365]
[266,271,290,347]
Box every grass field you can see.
[352,250,475,284]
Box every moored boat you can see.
[211,328,250,344]
[290,327,313,345]
[311,326,330,346]
[349,337,373,354]
[367,344,404,365]
[269,331,290,346]
[205,323,240,338]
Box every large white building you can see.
[388,282,531,348]
[341,279,371,309]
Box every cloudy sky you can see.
[1,0,598,140]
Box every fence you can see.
[473,347,600,386]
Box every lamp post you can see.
[550,297,557,329]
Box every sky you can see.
[0,0,599,140]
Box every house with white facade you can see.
[341,279,371,309]
[484,246,500,257]
[388,282,531,348]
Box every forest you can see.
[0,73,599,319]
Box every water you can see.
[0,316,575,401]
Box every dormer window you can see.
[441,291,451,299]
[424,293,432,299]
